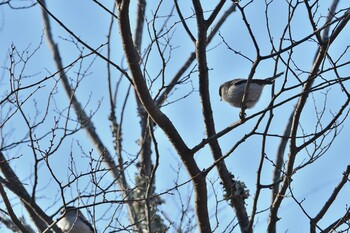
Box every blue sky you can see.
[1,1,350,232]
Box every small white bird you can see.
[57,206,94,233]
[219,72,284,108]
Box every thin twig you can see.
[0,182,30,233]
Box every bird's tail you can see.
[265,72,284,83]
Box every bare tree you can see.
[0,0,350,232]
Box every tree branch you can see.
[0,152,61,232]
[36,0,132,83]
[310,165,350,233]
[0,182,30,233]
[117,0,210,232]
[192,0,249,232]
[268,3,350,232]
[155,4,237,107]
[39,0,141,230]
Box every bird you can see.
[57,206,94,233]
[219,72,284,108]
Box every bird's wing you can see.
[231,79,246,86]
[81,218,95,232]
[234,79,270,85]
[77,211,94,230]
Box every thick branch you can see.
[268,4,350,233]
[192,0,249,232]
[0,152,61,232]
[117,0,210,232]
[0,182,30,233]
[38,0,140,230]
